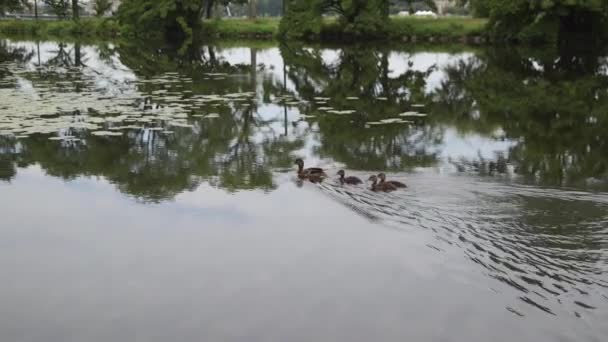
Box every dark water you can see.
[1,38,607,341]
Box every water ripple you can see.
[316,173,608,317]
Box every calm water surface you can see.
[1,38,607,341]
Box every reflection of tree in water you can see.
[0,42,34,181]
[281,43,443,170]
[0,40,306,201]
[0,40,34,80]
[4,38,608,198]
[0,138,17,181]
[435,46,608,188]
[116,42,306,194]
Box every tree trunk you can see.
[72,0,79,21]
[249,0,257,19]
[205,0,214,19]
[74,42,81,66]
[250,47,257,85]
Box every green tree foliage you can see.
[467,0,490,17]
[0,0,29,15]
[279,0,390,39]
[279,0,324,39]
[93,0,112,17]
[117,0,205,39]
[43,0,71,18]
[480,0,608,43]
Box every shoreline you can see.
[0,16,489,44]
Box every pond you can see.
[1,37,607,341]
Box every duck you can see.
[378,173,407,188]
[295,158,326,180]
[337,170,362,185]
[368,175,397,192]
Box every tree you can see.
[93,0,112,17]
[467,0,490,17]
[118,0,236,39]
[71,0,78,20]
[43,0,70,18]
[0,0,29,15]
[279,0,390,39]
[249,0,257,18]
[482,0,608,44]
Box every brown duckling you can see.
[378,173,407,188]
[295,158,327,179]
[337,170,363,185]
[368,175,397,192]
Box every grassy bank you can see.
[203,16,488,42]
[388,16,487,41]
[0,16,488,43]
[0,18,120,39]
[202,18,279,39]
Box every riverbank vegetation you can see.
[0,18,120,38]
[0,0,607,46]
[0,16,487,42]
[477,0,608,44]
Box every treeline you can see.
[2,0,608,45]
[280,0,608,43]
[0,0,111,18]
[468,0,608,43]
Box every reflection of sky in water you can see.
[11,40,138,96]
[389,52,475,93]
[439,128,516,160]
[215,47,476,97]
[2,40,608,341]
[212,47,510,165]
[1,41,515,167]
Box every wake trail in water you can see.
[316,174,608,317]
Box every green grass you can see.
[0,16,488,42]
[202,18,280,38]
[204,16,488,41]
[388,16,488,38]
[0,18,120,39]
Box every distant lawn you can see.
[203,16,488,40]
[388,16,488,38]
[0,18,120,39]
[202,18,280,38]
[0,16,488,42]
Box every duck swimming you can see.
[368,175,397,192]
[378,173,407,188]
[337,170,363,185]
[295,158,326,180]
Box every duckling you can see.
[378,173,407,188]
[368,175,397,192]
[294,158,326,180]
[337,170,362,185]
